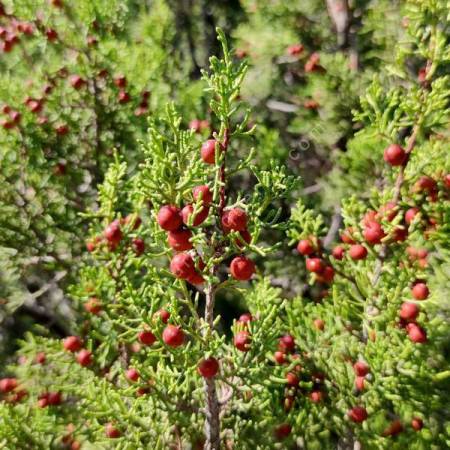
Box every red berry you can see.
[285,372,299,386]
[313,319,325,330]
[86,240,97,252]
[353,361,369,377]
[332,245,345,260]
[355,376,365,391]
[1,119,14,129]
[35,352,46,364]
[412,282,429,300]
[287,43,304,56]
[348,406,368,423]
[418,67,427,82]
[305,257,324,273]
[0,378,17,393]
[362,210,377,226]
[278,334,295,352]
[114,76,127,88]
[167,230,193,252]
[238,313,253,323]
[222,208,247,231]
[391,226,408,242]
[399,302,419,321]
[316,266,334,284]
[37,397,49,408]
[105,423,121,438]
[118,90,130,104]
[37,116,49,125]
[363,221,385,245]
[46,28,58,41]
[234,330,250,352]
[349,245,367,260]
[382,420,403,437]
[84,297,102,315]
[200,139,218,164]
[126,368,139,382]
[103,220,122,244]
[416,248,428,259]
[384,144,406,166]
[405,207,420,225]
[170,253,196,279]
[26,99,42,113]
[76,349,92,366]
[415,176,437,193]
[379,201,398,221]
[69,75,84,89]
[181,204,209,226]
[304,52,320,72]
[47,391,62,405]
[55,124,69,135]
[157,205,182,231]
[162,325,185,347]
[189,119,201,132]
[274,351,286,364]
[192,185,213,206]
[444,174,450,189]
[411,417,423,431]
[138,330,156,346]
[124,214,142,230]
[136,387,150,397]
[274,423,291,440]
[132,237,145,255]
[87,36,97,46]
[63,336,82,352]
[230,256,255,281]
[9,111,21,123]
[297,239,314,256]
[186,271,205,285]
[197,357,219,378]
[154,309,170,324]
[309,391,323,403]
[407,323,427,343]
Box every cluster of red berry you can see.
[271,334,328,439]
[0,13,33,53]
[86,214,144,254]
[157,137,255,285]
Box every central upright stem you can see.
[203,127,230,449]
[203,284,220,450]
